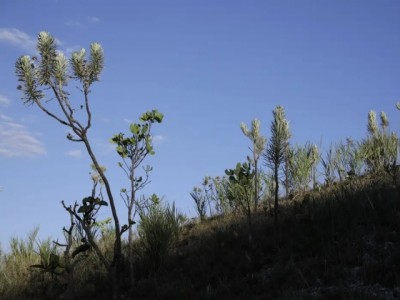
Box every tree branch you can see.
[61,200,110,271]
[34,99,71,127]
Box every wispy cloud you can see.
[65,20,82,28]
[0,27,79,61]
[0,95,10,106]
[123,118,132,124]
[66,149,82,158]
[88,16,100,23]
[0,115,46,157]
[153,135,167,145]
[99,117,111,123]
[0,114,13,122]
[65,16,100,29]
[0,28,36,52]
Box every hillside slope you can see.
[132,173,400,300]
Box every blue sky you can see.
[0,0,399,249]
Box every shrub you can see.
[137,198,185,272]
[0,227,53,299]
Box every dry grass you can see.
[1,172,399,299]
[131,173,400,299]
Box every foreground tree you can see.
[15,31,125,298]
[263,106,291,226]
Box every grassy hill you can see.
[1,172,399,299]
[131,172,400,300]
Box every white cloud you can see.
[123,118,132,124]
[66,149,82,158]
[0,115,46,157]
[20,114,38,124]
[153,135,167,145]
[99,117,111,123]
[88,16,100,23]
[0,28,36,52]
[65,20,82,27]
[0,95,10,106]
[0,114,13,122]
[0,27,78,66]
[65,16,100,29]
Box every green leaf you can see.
[99,200,108,206]
[146,139,153,152]
[130,123,140,135]
[154,111,164,122]
[78,205,92,213]
[225,169,233,176]
[116,145,127,157]
[142,123,149,134]
[150,194,160,204]
[82,197,95,205]
[93,197,101,204]
[129,137,138,145]
[140,112,149,122]
[229,175,237,183]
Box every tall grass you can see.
[136,202,185,273]
[0,227,45,299]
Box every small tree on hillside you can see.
[225,158,255,241]
[190,186,208,222]
[110,109,163,283]
[335,139,365,180]
[287,142,316,194]
[190,176,216,221]
[361,110,398,175]
[240,118,266,211]
[263,106,290,226]
[111,110,163,243]
[321,144,337,186]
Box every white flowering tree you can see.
[263,106,291,225]
[15,32,124,298]
[241,118,266,211]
